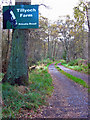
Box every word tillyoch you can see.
[16,8,36,18]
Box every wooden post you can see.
[2,0,31,85]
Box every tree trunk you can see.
[3,29,29,85]
[2,0,31,85]
[44,42,46,59]
[0,16,2,73]
[55,43,59,59]
[51,40,54,59]
[53,41,57,61]
[47,34,50,58]
[2,30,10,73]
[88,31,90,63]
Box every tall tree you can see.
[39,15,49,59]
[74,0,89,31]
[57,15,74,62]
[2,0,31,85]
[50,23,58,60]
[73,0,89,59]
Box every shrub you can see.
[67,59,88,66]
[60,59,66,64]
[37,59,52,66]
[68,59,78,66]
[88,62,90,68]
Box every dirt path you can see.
[57,63,89,84]
[37,63,88,118]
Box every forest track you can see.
[37,63,88,118]
[57,63,89,84]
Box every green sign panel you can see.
[3,5,39,29]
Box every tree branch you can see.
[39,4,50,9]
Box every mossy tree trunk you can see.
[2,1,31,85]
[3,30,28,85]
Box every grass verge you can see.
[60,59,89,74]
[62,63,89,74]
[55,63,88,88]
[2,65,54,118]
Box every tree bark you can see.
[3,30,10,73]
[47,34,50,58]
[51,40,54,59]
[2,0,31,85]
[0,16,2,73]
[53,41,57,61]
[44,42,46,59]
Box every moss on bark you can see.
[3,29,28,85]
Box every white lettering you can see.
[20,14,23,17]
[33,8,36,12]
[17,9,20,12]
[25,9,27,13]
[28,14,33,17]
[29,23,37,25]
[16,8,37,13]
[19,13,33,17]
[18,23,28,25]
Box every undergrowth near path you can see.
[60,59,89,74]
[2,64,54,118]
[55,63,88,88]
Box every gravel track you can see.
[37,63,88,118]
[57,63,89,84]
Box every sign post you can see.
[3,5,39,29]
[3,0,37,85]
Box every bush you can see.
[88,62,90,68]
[62,59,89,74]
[78,59,86,66]
[74,66,83,71]
[67,59,88,66]
[37,59,52,66]
[60,59,66,64]
[62,51,66,60]
[68,59,78,66]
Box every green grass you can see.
[29,68,54,96]
[0,73,4,82]
[62,63,89,74]
[61,59,89,74]
[2,65,54,118]
[37,58,53,66]
[55,63,88,88]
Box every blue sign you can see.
[3,5,39,29]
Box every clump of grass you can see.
[29,69,54,96]
[55,64,88,88]
[2,65,54,118]
[59,59,66,64]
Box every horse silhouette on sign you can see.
[3,6,17,29]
